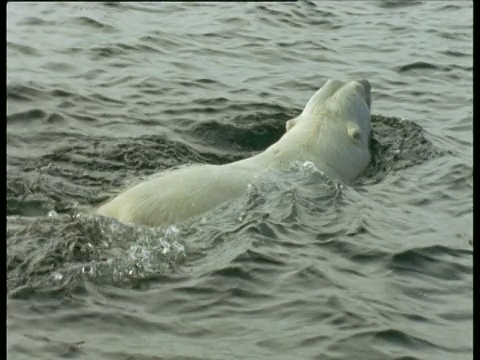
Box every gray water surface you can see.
[7,2,472,360]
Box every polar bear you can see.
[96,79,372,227]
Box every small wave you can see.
[396,61,442,73]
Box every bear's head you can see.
[285,79,372,180]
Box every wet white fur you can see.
[96,79,372,227]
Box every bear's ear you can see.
[346,122,361,142]
[286,117,298,132]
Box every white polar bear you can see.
[96,79,372,227]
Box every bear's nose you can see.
[356,79,371,108]
[356,79,371,93]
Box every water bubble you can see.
[52,272,63,281]
[303,160,316,170]
[82,265,94,275]
[160,238,171,254]
[172,241,185,253]
[165,225,179,237]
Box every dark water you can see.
[7,2,472,359]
